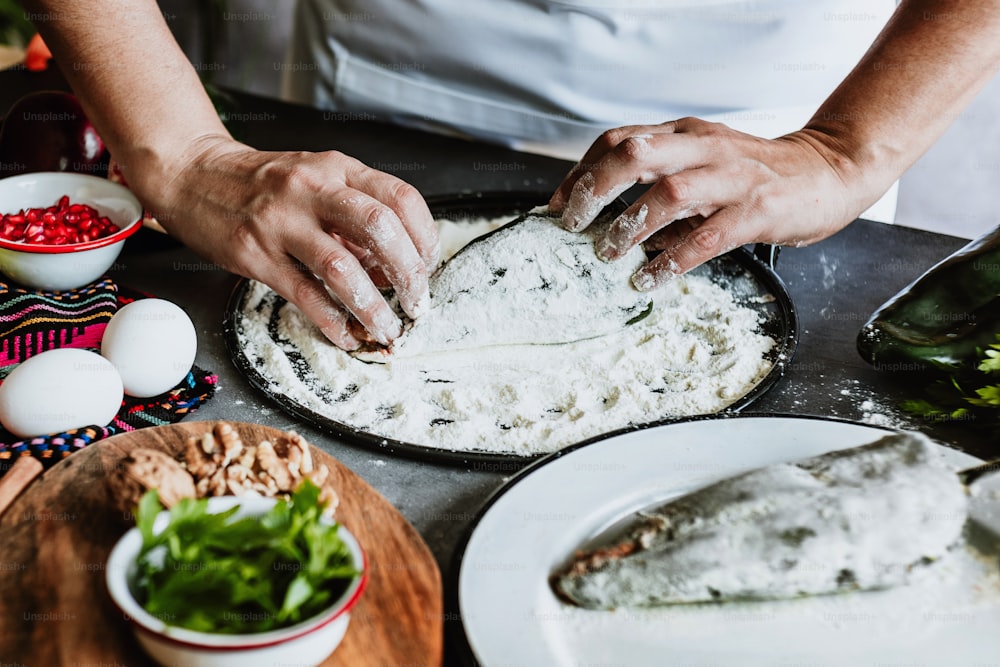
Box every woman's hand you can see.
[551,0,1000,290]
[21,0,439,351]
[140,136,439,350]
[549,117,865,291]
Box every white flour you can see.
[436,215,509,260]
[235,214,777,455]
[555,433,969,608]
[360,213,651,361]
[552,542,1000,666]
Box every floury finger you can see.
[317,190,430,321]
[264,266,361,351]
[558,130,711,234]
[561,172,635,233]
[345,166,440,270]
[287,233,403,347]
[549,121,680,212]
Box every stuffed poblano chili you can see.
[857,225,1000,373]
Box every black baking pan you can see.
[223,191,799,467]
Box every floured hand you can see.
[143,137,439,350]
[549,118,864,292]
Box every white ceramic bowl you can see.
[0,171,143,290]
[106,495,368,667]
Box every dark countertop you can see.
[2,66,992,664]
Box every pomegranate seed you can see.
[0,196,122,246]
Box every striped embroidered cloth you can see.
[0,278,217,473]
[0,277,118,368]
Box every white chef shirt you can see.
[282,0,899,220]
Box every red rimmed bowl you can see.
[0,171,143,290]
[105,495,368,667]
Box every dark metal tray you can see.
[223,191,798,467]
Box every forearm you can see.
[800,0,1000,211]
[19,0,437,349]
[20,0,228,200]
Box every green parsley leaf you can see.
[968,384,1000,407]
[136,489,162,544]
[979,347,1000,373]
[901,333,1000,431]
[132,480,357,634]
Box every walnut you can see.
[204,467,228,497]
[237,445,256,470]
[184,433,217,478]
[112,422,341,518]
[225,463,251,483]
[256,440,295,492]
[307,463,329,489]
[110,448,196,514]
[200,432,216,456]
[251,479,277,496]
[215,422,244,466]
[285,441,303,477]
[255,469,280,495]
[314,474,339,514]
[290,431,314,474]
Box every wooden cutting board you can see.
[0,421,443,666]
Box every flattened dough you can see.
[355,209,651,362]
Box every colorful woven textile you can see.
[0,278,217,473]
[0,277,118,370]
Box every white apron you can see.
[282,0,898,220]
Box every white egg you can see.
[0,348,123,438]
[101,298,197,398]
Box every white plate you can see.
[456,416,1000,667]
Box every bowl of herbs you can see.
[105,480,367,667]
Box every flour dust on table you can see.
[235,211,777,456]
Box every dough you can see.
[355,209,651,362]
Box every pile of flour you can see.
[235,216,777,456]
[366,211,651,361]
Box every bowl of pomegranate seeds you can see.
[0,172,143,290]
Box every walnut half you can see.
[108,423,340,518]
[109,448,196,515]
